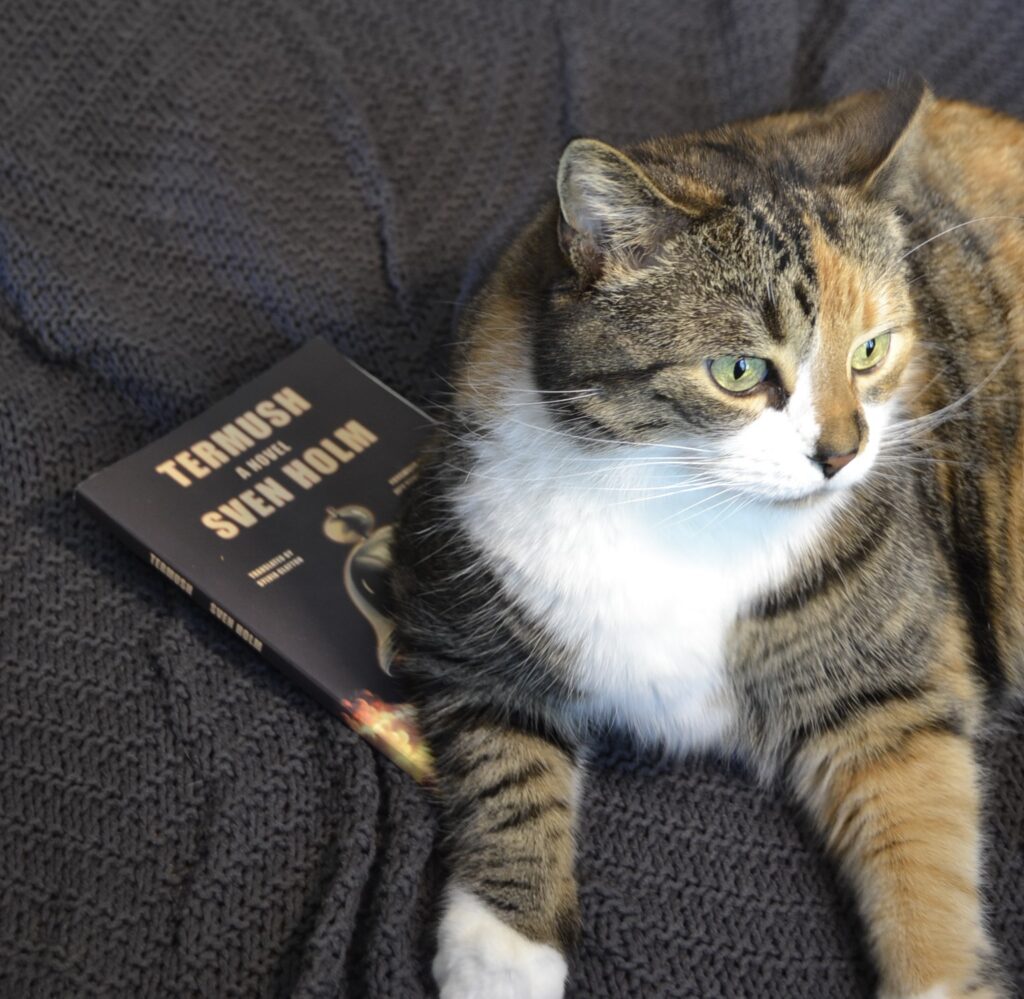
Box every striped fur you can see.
[391,83,1023,998]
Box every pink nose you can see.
[815,449,857,479]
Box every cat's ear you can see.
[800,79,933,198]
[556,139,699,284]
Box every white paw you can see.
[433,887,568,999]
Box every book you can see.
[76,338,435,782]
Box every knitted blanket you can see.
[2,2,1022,995]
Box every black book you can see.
[77,338,434,781]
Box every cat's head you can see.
[540,82,929,504]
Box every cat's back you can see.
[902,97,1024,693]
[909,97,1024,332]
[920,98,1024,209]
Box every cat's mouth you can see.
[708,439,876,507]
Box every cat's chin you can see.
[735,482,859,514]
[741,471,867,509]
[767,489,832,508]
[750,492,837,516]
[720,481,836,509]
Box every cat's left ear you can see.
[804,79,933,200]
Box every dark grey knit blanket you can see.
[2,2,1022,996]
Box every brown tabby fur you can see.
[390,83,1024,998]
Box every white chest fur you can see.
[453,399,839,754]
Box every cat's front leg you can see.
[425,713,581,999]
[789,705,1006,999]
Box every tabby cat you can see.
[389,82,1024,999]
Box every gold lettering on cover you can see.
[254,477,295,508]
[321,438,354,463]
[156,386,314,487]
[238,489,276,518]
[176,450,210,480]
[254,554,304,588]
[242,441,292,474]
[211,423,256,457]
[201,510,240,539]
[280,458,322,490]
[155,459,192,487]
[248,550,294,578]
[191,440,230,469]
[218,497,259,528]
[303,447,339,475]
[255,400,289,427]
[234,412,273,440]
[273,386,312,418]
[334,419,378,452]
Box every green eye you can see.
[851,331,892,372]
[708,355,769,393]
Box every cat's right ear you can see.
[556,139,689,285]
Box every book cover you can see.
[77,338,434,782]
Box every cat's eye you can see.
[851,332,892,372]
[708,355,769,394]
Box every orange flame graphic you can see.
[341,691,434,783]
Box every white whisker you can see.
[899,215,1024,262]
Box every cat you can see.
[388,81,1024,999]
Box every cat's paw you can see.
[433,887,568,999]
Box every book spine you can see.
[75,488,432,783]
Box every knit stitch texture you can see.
[1,2,1022,996]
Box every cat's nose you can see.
[813,448,858,479]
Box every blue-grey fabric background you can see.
[1,2,1022,995]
